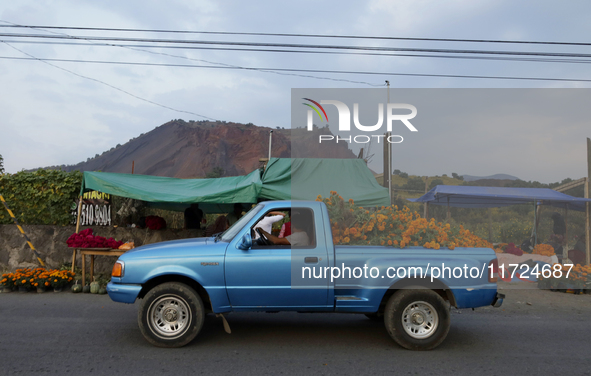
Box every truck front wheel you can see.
[138,282,204,348]
[384,289,450,350]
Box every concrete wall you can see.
[0,225,204,273]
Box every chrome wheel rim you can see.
[147,294,192,339]
[401,301,438,339]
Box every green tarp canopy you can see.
[260,158,391,207]
[81,169,263,213]
[80,158,390,212]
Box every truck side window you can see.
[251,208,316,248]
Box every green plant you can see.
[499,218,533,244]
[1,272,16,289]
[49,269,75,289]
[0,169,83,225]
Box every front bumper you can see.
[107,282,142,304]
[491,292,505,308]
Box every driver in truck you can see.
[257,210,310,246]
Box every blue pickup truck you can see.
[107,200,503,350]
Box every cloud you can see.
[0,0,590,184]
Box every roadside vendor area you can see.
[1,158,391,293]
[409,183,591,293]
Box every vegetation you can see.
[205,167,225,179]
[378,173,588,246]
[0,169,82,225]
[319,191,491,249]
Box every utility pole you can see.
[586,137,590,265]
[386,80,392,204]
[268,130,273,161]
[423,177,429,219]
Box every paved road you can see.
[1,286,591,375]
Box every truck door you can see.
[225,206,330,310]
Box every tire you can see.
[384,289,450,351]
[138,282,205,348]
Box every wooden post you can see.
[585,177,590,265]
[534,204,542,246]
[382,132,389,190]
[488,208,493,243]
[423,177,429,219]
[71,194,83,273]
[564,206,568,261]
[586,137,591,264]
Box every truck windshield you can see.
[219,204,264,242]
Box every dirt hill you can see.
[58,120,356,178]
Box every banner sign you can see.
[71,191,112,226]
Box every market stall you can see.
[70,157,390,275]
[408,185,591,264]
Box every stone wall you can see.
[0,225,204,273]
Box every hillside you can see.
[54,121,356,178]
[463,174,519,182]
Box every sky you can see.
[1,0,590,183]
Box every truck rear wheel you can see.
[384,289,450,350]
[138,282,204,348]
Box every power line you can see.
[0,41,219,120]
[2,23,591,47]
[2,32,591,59]
[3,20,591,86]
[2,55,591,83]
[0,21,384,87]
[5,39,591,65]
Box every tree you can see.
[205,167,225,178]
[0,154,4,174]
[429,178,444,190]
[452,172,463,181]
[393,169,401,176]
[400,172,409,179]
[402,177,426,192]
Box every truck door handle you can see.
[304,257,318,263]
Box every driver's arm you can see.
[259,229,290,245]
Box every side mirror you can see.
[237,232,252,250]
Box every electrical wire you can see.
[0,41,219,120]
[4,39,591,64]
[2,23,590,47]
[2,32,591,58]
[0,21,384,87]
[1,55,590,83]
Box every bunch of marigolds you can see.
[317,192,491,250]
[539,263,591,290]
[532,244,556,257]
[1,268,75,290]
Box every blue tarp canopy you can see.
[408,185,591,212]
